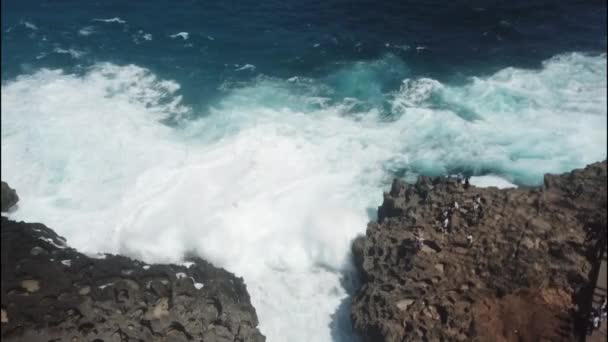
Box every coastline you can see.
[1,160,607,341]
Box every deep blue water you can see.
[2,0,606,108]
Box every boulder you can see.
[1,181,19,212]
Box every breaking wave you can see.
[1,52,606,341]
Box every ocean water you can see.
[1,1,606,341]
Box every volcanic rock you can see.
[1,216,265,341]
[351,161,607,341]
[1,181,19,212]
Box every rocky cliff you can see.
[351,161,607,341]
[1,182,18,212]
[0,185,265,342]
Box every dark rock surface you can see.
[351,161,607,342]
[1,215,265,341]
[1,181,19,212]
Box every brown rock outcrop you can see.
[351,161,607,341]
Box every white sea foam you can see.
[390,53,607,183]
[469,175,517,189]
[235,64,256,72]
[22,21,38,30]
[92,17,126,24]
[132,31,153,44]
[392,78,443,108]
[53,47,85,59]
[78,26,96,36]
[1,53,606,342]
[170,32,189,40]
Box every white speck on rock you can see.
[37,237,67,249]
[188,276,204,289]
[99,282,114,289]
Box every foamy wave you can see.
[53,47,86,59]
[21,20,38,30]
[78,26,96,36]
[389,52,607,183]
[170,32,189,40]
[1,52,606,342]
[235,64,256,72]
[132,31,153,44]
[92,17,126,24]
[469,175,517,189]
[391,78,443,108]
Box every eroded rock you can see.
[1,181,19,212]
[352,161,607,341]
[1,217,265,341]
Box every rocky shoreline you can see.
[2,161,606,342]
[0,183,265,342]
[351,161,607,341]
